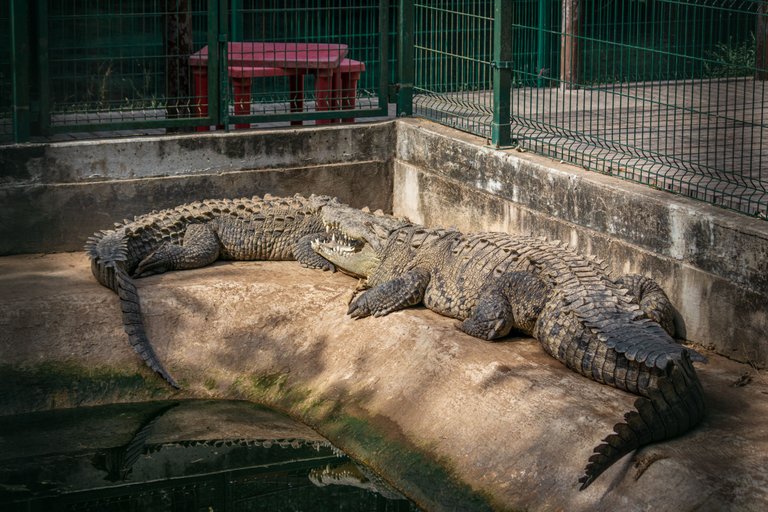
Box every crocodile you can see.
[311,205,706,490]
[85,194,345,388]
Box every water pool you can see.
[0,400,421,511]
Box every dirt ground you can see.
[1,252,766,511]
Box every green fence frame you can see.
[3,0,391,142]
[406,0,768,218]
[2,1,766,220]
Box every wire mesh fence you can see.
[4,0,390,139]
[40,0,210,132]
[3,1,766,218]
[412,1,495,136]
[408,0,768,218]
[0,4,11,143]
[228,0,390,126]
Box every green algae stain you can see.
[322,415,496,512]
[232,371,495,512]
[0,363,173,415]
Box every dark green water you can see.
[0,400,421,512]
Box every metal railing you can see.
[2,0,390,141]
[2,1,766,218]
[402,0,768,218]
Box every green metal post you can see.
[378,0,390,110]
[207,0,221,128]
[537,0,550,88]
[397,0,414,116]
[10,0,30,142]
[36,0,50,135]
[230,0,242,41]
[492,0,511,146]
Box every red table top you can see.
[190,42,348,70]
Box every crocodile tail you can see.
[578,351,705,490]
[114,266,180,389]
[86,230,179,388]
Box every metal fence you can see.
[1,0,390,141]
[402,0,768,218]
[2,1,767,219]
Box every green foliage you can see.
[704,33,757,78]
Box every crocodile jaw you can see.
[314,203,409,278]
[311,235,380,278]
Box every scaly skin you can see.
[312,211,706,491]
[85,194,344,387]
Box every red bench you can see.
[190,42,365,129]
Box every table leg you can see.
[289,73,304,126]
[232,77,252,130]
[341,71,361,123]
[193,67,210,132]
[331,69,342,124]
[315,69,334,125]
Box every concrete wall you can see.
[0,123,395,254]
[393,119,768,367]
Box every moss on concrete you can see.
[231,370,497,512]
[0,362,174,415]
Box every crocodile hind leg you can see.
[134,224,221,277]
[614,274,675,336]
[460,271,551,340]
[347,268,431,318]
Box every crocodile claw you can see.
[347,297,372,319]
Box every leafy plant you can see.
[704,33,756,78]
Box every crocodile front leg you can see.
[460,271,551,340]
[347,268,431,318]
[293,233,335,271]
[134,224,221,277]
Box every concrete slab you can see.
[1,252,766,511]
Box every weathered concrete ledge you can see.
[394,118,768,367]
[1,253,766,511]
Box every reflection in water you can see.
[0,401,421,512]
[92,402,181,482]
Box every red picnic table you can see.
[190,42,365,129]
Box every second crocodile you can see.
[311,205,707,490]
